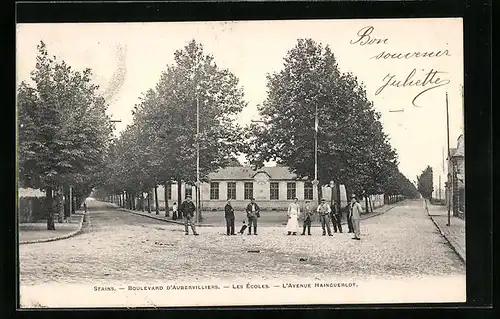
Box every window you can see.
[287,182,296,200]
[167,184,172,200]
[304,182,313,200]
[210,182,219,200]
[185,184,192,199]
[244,182,254,200]
[270,182,279,200]
[227,182,236,200]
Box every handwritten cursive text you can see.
[375,69,451,107]
[350,26,389,45]
[372,50,451,60]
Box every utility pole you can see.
[446,92,451,226]
[438,175,441,201]
[313,103,319,204]
[196,92,201,224]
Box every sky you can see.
[16,18,464,191]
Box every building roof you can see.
[454,134,464,157]
[449,148,457,158]
[208,166,307,181]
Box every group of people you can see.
[284,195,362,240]
[177,195,363,240]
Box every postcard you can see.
[17,18,465,308]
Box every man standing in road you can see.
[245,198,260,235]
[317,198,333,236]
[349,194,363,240]
[331,201,343,233]
[224,199,236,236]
[346,201,354,233]
[301,200,314,236]
[180,196,199,236]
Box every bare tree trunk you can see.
[369,196,374,213]
[164,183,169,217]
[140,192,144,212]
[335,182,342,206]
[196,185,203,222]
[46,187,55,230]
[364,194,369,213]
[174,180,182,220]
[56,186,64,223]
[317,184,323,206]
[147,189,152,213]
[154,186,159,215]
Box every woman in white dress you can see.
[286,198,300,235]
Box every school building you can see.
[156,166,356,211]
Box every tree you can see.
[244,39,397,203]
[417,166,434,199]
[383,163,419,201]
[99,40,247,220]
[17,41,113,229]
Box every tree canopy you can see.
[243,38,400,197]
[98,40,247,200]
[18,41,114,228]
[417,166,434,199]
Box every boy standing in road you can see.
[180,196,199,236]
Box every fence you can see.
[18,197,46,223]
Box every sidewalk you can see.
[118,200,407,227]
[425,201,466,262]
[19,212,85,244]
[117,206,184,225]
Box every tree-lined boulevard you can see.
[17,35,467,309]
[19,199,465,307]
[18,39,420,230]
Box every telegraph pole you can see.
[196,93,200,224]
[446,92,451,226]
[313,103,319,204]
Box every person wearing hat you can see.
[180,195,199,236]
[349,194,363,240]
[300,200,314,236]
[317,198,333,236]
[224,199,236,235]
[245,198,260,235]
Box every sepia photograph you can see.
[16,18,465,308]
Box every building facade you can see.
[155,166,350,211]
[446,133,465,218]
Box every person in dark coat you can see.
[301,200,314,236]
[224,199,236,235]
[180,196,198,236]
[331,201,343,233]
[346,202,354,233]
[245,198,260,235]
